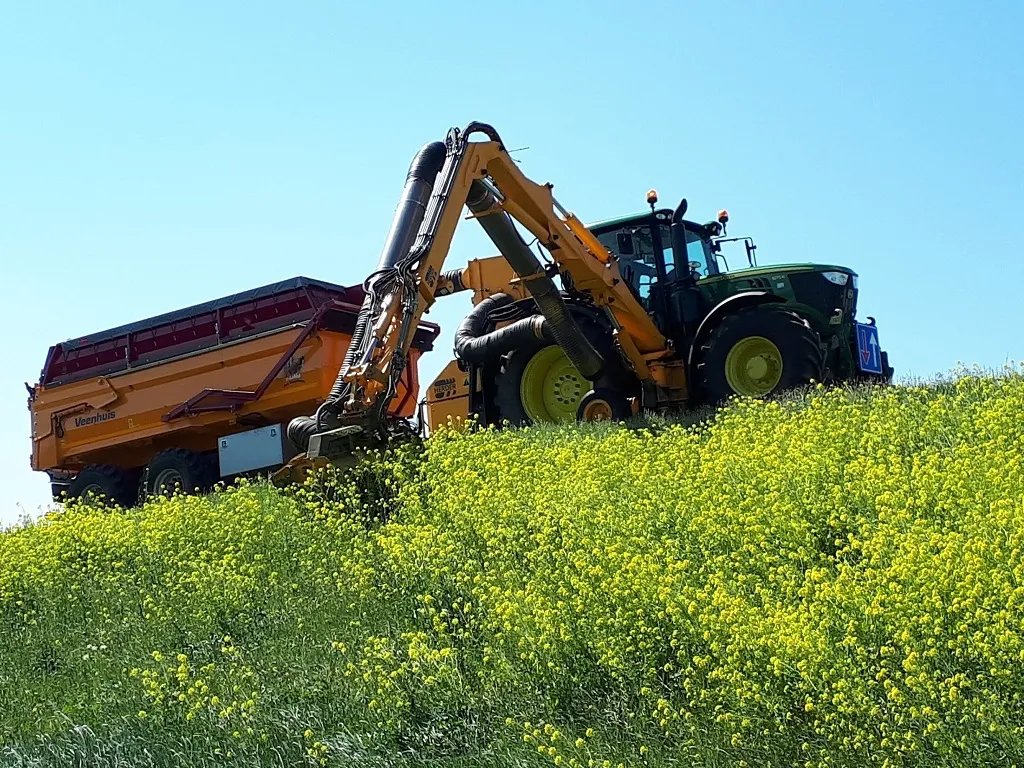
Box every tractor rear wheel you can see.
[493,312,637,427]
[66,464,138,508]
[495,340,589,426]
[697,305,824,404]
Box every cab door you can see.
[661,222,717,342]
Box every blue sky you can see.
[2,1,1022,525]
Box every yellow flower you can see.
[2,368,1023,765]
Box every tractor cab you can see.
[589,193,732,342]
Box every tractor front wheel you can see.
[697,305,824,404]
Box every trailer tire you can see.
[67,464,138,508]
[146,449,217,498]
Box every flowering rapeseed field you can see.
[1,367,1023,767]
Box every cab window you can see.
[670,224,714,279]
[655,224,712,281]
[596,225,660,304]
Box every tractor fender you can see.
[687,291,787,374]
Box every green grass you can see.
[2,365,1023,767]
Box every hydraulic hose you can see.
[466,180,604,380]
[453,293,553,362]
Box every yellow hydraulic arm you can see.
[286,122,684,460]
[351,124,673,402]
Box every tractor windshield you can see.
[670,225,716,279]
[594,218,718,308]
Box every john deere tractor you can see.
[595,195,892,401]
[432,191,893,429]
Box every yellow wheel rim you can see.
[520,345,586,423]
[580,398,614,421]
[724,336,784,396]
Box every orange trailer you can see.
[26,276,439,505]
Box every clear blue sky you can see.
[2,1,1022,525]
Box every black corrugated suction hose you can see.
[453,293,553,362]
[286,415,320,454]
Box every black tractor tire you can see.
[576,387,634,423]
[66,464,138,508]
[145,449,218,499]
[494,337,557,427]
[492,311,636,427]
[696,305,824,405]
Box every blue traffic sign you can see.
[855,322,883,375]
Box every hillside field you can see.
[2,367,1023,767]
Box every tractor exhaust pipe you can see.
[466,180,604,380]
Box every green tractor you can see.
[480,193,893,424]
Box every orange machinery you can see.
[26,276,439,505]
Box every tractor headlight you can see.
[822,271,850,286]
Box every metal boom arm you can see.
[290,122,675,456]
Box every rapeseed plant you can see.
[0,365,1022,767]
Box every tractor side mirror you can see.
[616,232,635,256]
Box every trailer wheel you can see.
[146,449,217,498]
[67,464,138,508]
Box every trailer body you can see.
[28,276,439,500]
